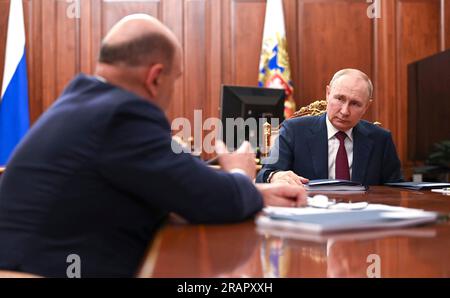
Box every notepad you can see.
[305,179,368,191]
[257,204,438,234]
[385,182,450,190]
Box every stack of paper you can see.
[256,204,438,234]
[305,179,368,192]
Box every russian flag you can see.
[0,0,30,166]
[258,0,296,119]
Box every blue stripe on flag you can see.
[0,50,30,165]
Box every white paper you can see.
[259,204,438,234]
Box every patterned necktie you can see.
[335,131,350,180]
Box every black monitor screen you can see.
[220,85,285,151]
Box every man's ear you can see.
[364,99,373,113]
[145,64,164,98]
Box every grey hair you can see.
[329,69,373,99]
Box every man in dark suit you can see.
[0,14,306,278]
[256,69,403,186]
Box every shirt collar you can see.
[326,114,353,141]
[94,75,107,83]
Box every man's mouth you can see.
[335,118,348,123]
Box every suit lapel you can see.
[352,123,374,184]
[306,114,328,178]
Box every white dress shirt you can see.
[326,116,353,179]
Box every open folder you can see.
[256,204,438,234]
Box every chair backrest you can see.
[290,100,328,119]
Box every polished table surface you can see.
[139,186,450,278]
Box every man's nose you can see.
[340,103,350,116]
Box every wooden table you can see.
[139,186,450,278]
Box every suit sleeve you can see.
[381,132,404,183]
[96,101,263,224]
[256,120,296,183]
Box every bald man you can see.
[0,15,305,277]
[256,69,403,186]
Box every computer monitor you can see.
[220,85,285,151]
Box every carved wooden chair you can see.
[291,100,328,118]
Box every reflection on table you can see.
[139,186,450,278]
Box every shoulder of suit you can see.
[61,74,167,124]
[283,115,323,128]
[357,119,392,137]
[80,74,163,114]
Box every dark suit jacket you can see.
[0,74,263,277]
[256,114,403,185]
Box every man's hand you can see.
[255,183,307,207]
[270,170,309,185]
[216,140,256,180]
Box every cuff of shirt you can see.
[266,170,281,183]
[229,168,249,178]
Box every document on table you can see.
[305,179,368,191]
[385,182,450,190]
[256,204,438,234]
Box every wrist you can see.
[266,170,280,183]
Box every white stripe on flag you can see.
[262,0,286,45]
[1,0,26,99]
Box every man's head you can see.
[96,14,183,108]
[325,69,373,132]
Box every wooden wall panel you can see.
[41,0,57,112]
[183,0,207,124]
[228,0,266,86]
[162,0,184,121]
[23,0,42,123]
[40,0,79,113]
[374,0,397,141]
[396,0,441,163]
[283,0,300,109]
[80,0,95,74]
[204,0,222,120]
[298,0,374,120]
[441,0,450,49]
[101,0,161,35]
[55,0,78,95]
